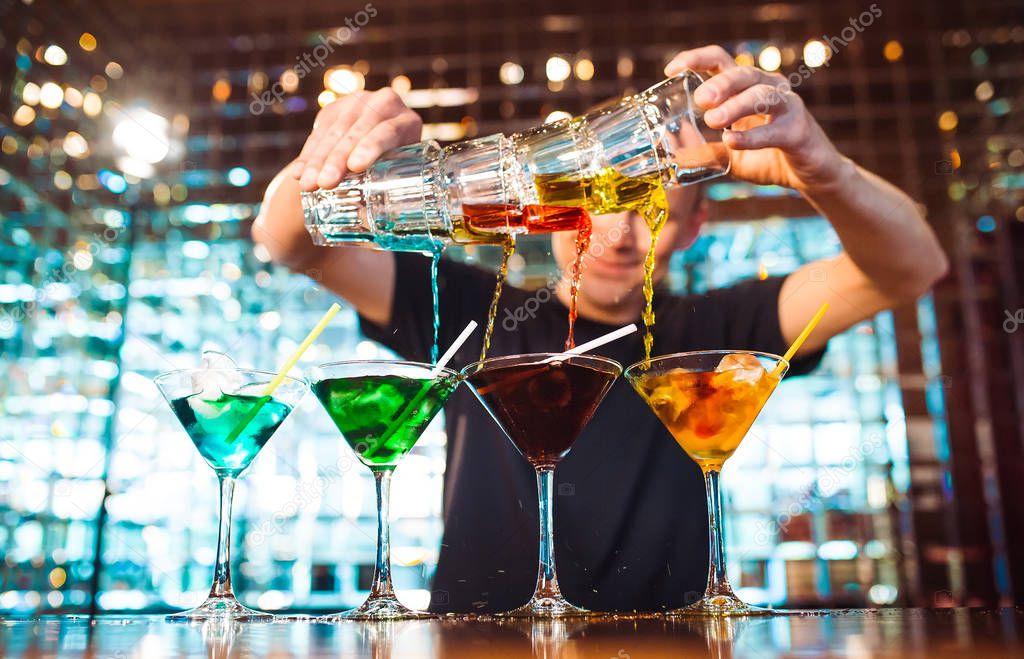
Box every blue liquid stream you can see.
[430,246,441,364]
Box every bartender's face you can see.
[550,185,706,312]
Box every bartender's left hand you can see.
[666,45,846,193]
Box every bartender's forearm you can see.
[253,167,321,271]
[253,88,424,325]
[800,157,948,303]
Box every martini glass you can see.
[155,367,308,622]
[624,351,788,616]
[312,360,460,620]
[462,353,622,618]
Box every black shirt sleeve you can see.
[358,252,497,363]
[702,274,825,376]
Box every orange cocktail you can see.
[632,353,780,470]
[625,350,789,616]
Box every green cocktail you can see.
[156,367,308,622]
[171,393,292,476]
[312,360,459,620]
[314,375,455,467]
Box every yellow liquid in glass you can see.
[534,167,669,360]
[451,217,508,245]
[634,361,779,470]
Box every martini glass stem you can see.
[210,475,237,598]
[370,469,396,600]
[702,467,735,600]
[534,466,563,600]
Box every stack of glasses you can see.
[301,71,730,250]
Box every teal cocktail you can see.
[156,367,308,622]
[313,360,459,620]
[171,393,291,476]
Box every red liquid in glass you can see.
[468,360,617,467]
[463,203,590,234]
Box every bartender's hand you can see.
[665,45,845,193]
[289,88,423,191]
[665,44,948,357]
[253,88,420,326]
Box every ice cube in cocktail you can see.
[171,391,292,476]
[314,370,458,468]
[630,352,779,470]
[625,350,789,617]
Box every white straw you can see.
[564,323,637,355]
[541,323,637,364]
[432,320,478,376]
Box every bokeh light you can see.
[545,56,571,82]
[758,46,782,71]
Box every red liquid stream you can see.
[463,204,593,350]
[565,223,591,350]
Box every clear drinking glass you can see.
[585,71,731,185]
[462,353,622,617]
[513,70,730,196]
[302,70,727,252]
[302,141,449,253]
[624,351,788,616]
[154,368,308,622]
[311,360,460,620]
[442,133,528,244]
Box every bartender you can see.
[252,45,947,612]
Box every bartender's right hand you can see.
[290,88,423,191]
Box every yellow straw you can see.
[773,302,829,378]
[224,303,341,443]
[261,303,341,396]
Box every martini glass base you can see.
[498,596,590,619]
[319,595,435,621]
[668,594,789,617]
[166,596,273,622]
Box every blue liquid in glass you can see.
[171,393,291,476]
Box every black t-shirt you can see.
[360,252,824,613]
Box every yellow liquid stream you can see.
[480,236,517,362]
[448,214,514,362]
[534,167,669,360]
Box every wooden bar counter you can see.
[3,609,1024,657]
